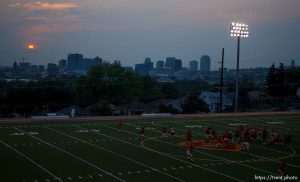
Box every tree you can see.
[161,83,179,99]
[75,61,144,105]
[182,94,209,114]
[267,63,276,96]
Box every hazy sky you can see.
[1,0,300,69]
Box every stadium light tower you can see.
[230,22,249,112]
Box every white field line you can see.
[44,126,186,182]
[236,117,300,128]
[158,121,300,169]
[75,124,244,182]
[13,127,126,182]
[203,119,300,158]
[240,151,300,169]
[0,139,63,182]
[125,123,279,176]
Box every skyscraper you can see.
[47,63,59,76]
[200,55,211,72]
[58,59,67,70]
[189,60,198,71]
[144,57,153,71]
[165,57,182,72]
[156,60,164,68]
[67,53,83,71]
[134,57,154,75]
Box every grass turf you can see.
[0,114,299,182]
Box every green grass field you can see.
[0,114,299,182]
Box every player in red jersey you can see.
[205,127,210,142]
[187,146,193,161]
[186,130,192,144]
[169,126,175,137]
[117,120,122,132]
[161,127,168,140]
[216,137,223,149]
[139,127,145,140]
[278,160,286,175]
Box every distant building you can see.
[291,60,296,68]
[165,57,182,72]
[156,60,164,68]
[199,91,232,112]
[135,63,147,75]
[189,60,198,71]
[58,59,67,70]
[19,62,31,71]
[200,55,211,72]
[135,57,154,75]
[124,66,133,71]
[144,57,153,70]
[83,56,102,71]
[47,63,59,76]
[30,65,38,73]
[38,65,45,73]
[67,53,83,71]
[13,61,18,70]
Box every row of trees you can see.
[0,61,211,117]
[267,63,300,97]
[0,61,299,117]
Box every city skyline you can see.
[1,0,300,69]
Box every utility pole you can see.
[219,48,224,113]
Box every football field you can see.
[0,114,299,182]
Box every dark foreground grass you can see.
[0,114,299,182]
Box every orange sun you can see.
[27,43,37,50]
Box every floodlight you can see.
[230,22,249,37]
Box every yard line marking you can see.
[62,126,186,182]
[98,174,103,177]
[171,167,176,170]
[126,123,280,177]
[78,176,82,179]
[127,171,132,175]
[145,169,151,173]
[88,175,93,178]
[101,124,244,182]
[163,168,168,171]
[0,139,63,182]
[118,172,123,175]
[46,178,50,181]
[136,170,141,174]
[14,127,126,182]
[67,177,72,180]
[240,150,300,169]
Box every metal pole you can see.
[219,48,224,113]
[234,36,240,112]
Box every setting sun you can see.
[27,43,36,49]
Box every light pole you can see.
[230,22,249,112]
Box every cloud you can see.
[9,2,78,10]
